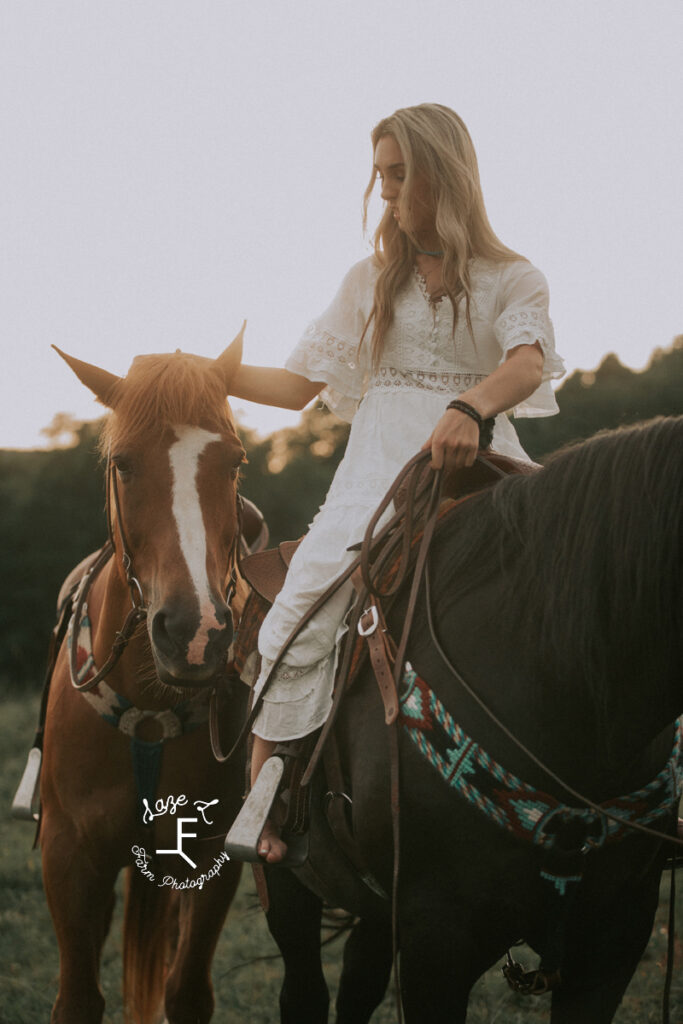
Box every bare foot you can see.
[258,820,288,864]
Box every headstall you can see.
[67,458,243,694]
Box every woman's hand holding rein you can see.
[425,405,481,470]
[422,340,544,469]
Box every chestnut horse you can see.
[37,334,249,1024]
[260,417,683,1023]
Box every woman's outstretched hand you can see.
[421,406,481,470]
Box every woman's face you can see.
[373,134,436,241]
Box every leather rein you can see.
[354,450,683,852]
[207,448,447,763]
[211,445,683,852]
[68,457,243,694]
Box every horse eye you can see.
[112,455,133,479]
[228,450,246,481]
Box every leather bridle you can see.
[67,457,243,694]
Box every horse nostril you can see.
[151,606,187,657]
[151,601,233,664]
[151,609,169,655]
[207,605,234,652]
[213,603,232,630]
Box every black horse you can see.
[261,415,683,1023]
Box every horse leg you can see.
[335,916,393,1024]
[396,886,501,1024]
[550,940,650,1024]
[41,817,118,1024]
[546,842,668,1024]
[397,927,477,1023]
[265,866,330,1024]
[550,868,662,1024]
[551,971,642,1024]
[163,860,242,1024]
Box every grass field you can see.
[1,693,681,1024]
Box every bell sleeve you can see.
[493,261,566,417]
[285,259,374,423]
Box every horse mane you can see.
[98,351,240,451]
[434,416,683,712]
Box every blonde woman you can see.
[230,103,565,862]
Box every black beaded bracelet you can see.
[446,399,495,450]
[446,398,483,427]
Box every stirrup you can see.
[11,747,42,821]
[224,756,308,867]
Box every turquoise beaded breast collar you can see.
[399,665,683,865]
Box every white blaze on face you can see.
[168,425,224,665]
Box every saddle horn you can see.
[52,346,121,407]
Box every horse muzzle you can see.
[149,596,234,687]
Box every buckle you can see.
[538,806,607,854]
[358,605,379,637]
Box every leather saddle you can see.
[240,539,301,605]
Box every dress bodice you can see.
[370,265,497,397]
[287,255,564,422]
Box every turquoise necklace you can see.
[416,247,444,257]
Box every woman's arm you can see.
[230,365,324,411]
[423,342,544,469]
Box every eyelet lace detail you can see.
[496,308,546,338]
[370,367,486,394]
[297,323,361,378]
[258,658,311,683]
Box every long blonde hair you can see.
[362,103,522,368]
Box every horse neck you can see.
[598,652,681,767]
[416,563,681,800]
[558,575,682,763]
[411,429,683,796]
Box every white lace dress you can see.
[251,255,565,740]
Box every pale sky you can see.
[2,0,682,449]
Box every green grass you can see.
[1,693,681,1023]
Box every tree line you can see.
[1,337,681,690]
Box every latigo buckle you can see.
[358,605,379,637]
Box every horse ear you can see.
[213,322,245,393]
[52,345,121,407]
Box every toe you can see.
[258,822,288,863]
